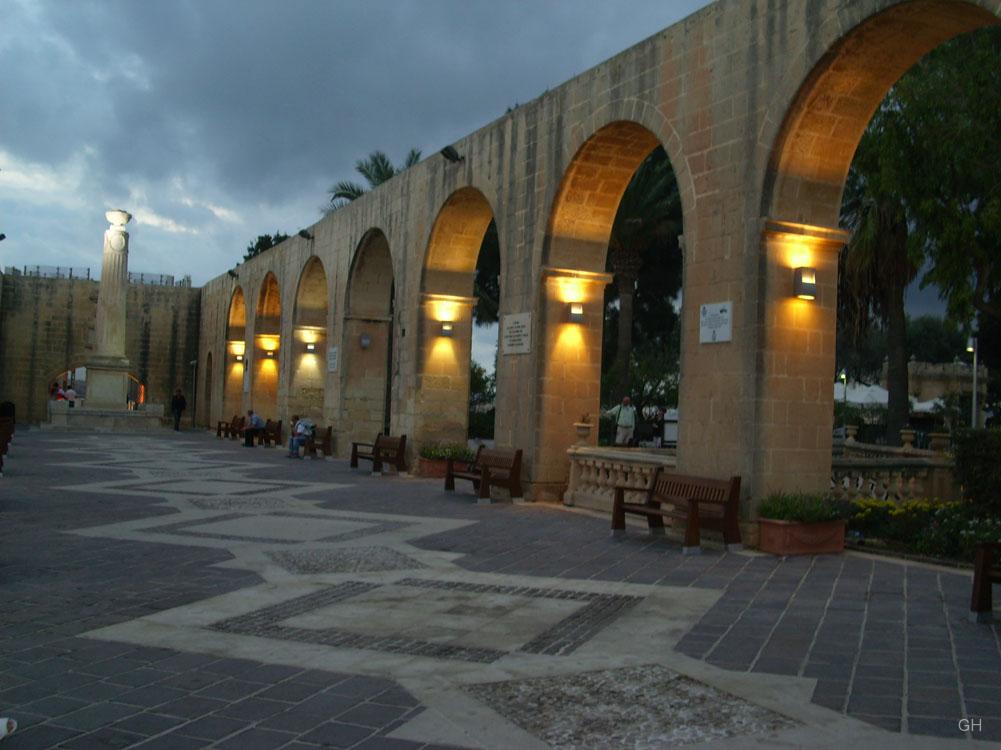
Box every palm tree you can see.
[840,111,921,445]
[327,148,421,211]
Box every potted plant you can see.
[757,493,848,555]
[573,413,593,445]
[418,442,475,478]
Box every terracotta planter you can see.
[758,518,846,556]
[418,457,449,478]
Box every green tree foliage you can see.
[327,148,422,211]
[244,232,289,261]
[601,146,683,407]
[907,315,966,364]
[472,220,500,327]
[839,26,1001,442]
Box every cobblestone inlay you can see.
[468,664,795,748]
[141,511,406,545]
[398,578,643,656]
[268,546,426,574]
[208,578,640,663]
[209,583,506,663]
[191,496,299,511]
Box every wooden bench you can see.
[445,446,523,503]
[971,542,1000,623]
[260,419,283,447]
[216,414,240,438]
[351,434,407,474]
[304,426,333,459]
[611,468,741,554]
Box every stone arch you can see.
[761,0,1000,228]
[750,0,1000,500]
[251,272,281,417]
[342,229,395,445]
[533,120,683,495]
[222,286,246,421]
[289,257,329,422]
[415,187,498,448]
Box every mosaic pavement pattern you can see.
[468,664,795,748]
[0,430,999,748]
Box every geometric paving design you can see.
[210,578,642,663]
[141,512,407,545]
[268,546,426,574]
[468,664,796,748]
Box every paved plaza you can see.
[0,431,999,748]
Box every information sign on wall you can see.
[326,346,339,373]
[501,312,532,355]
[699,301,733,344]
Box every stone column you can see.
[94,210,132,363]
[85,210,133,409]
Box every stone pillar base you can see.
[47,401,165,431]
[83,362,131,410]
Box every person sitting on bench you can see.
[243,410,265,447]
[287,415,313,459]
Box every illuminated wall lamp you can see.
[266,350,275,358]
[568,302,585,323]
[235,354,244,362]
[306,343,316,352]
[793,267,817,300]
[439,321,454,338]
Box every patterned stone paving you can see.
[468,664,795,748]
[268,547,425,574]
[1,429,998,748]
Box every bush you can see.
[953,428,1001,513]
[846,497,1001,561]
[419,442,475,462]
[467,408,495,440]
[758,493,848,523]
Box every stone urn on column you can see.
[84,210,133,409]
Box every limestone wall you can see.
[0,271,201,423]
[190,0,1000,506]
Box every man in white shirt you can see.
[605,396,637,446]
[287,415,311,459]
[64,384,77,407]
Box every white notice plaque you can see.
[501,312,532,355]
[699,301,732,344]
[326,346,339,373]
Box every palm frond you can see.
[401,148,422,168]
[356,151,396,187]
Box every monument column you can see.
[85,210,133,408]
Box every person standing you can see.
[244,410,265,447]
[605,396,637,446]
[171,388,187,431]
[64,383,77,408]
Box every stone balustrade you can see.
[563,446,677,513]
[829,454,959,502]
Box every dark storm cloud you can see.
[1,0,710,280]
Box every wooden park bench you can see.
[216,414,241,438]
[971,542,1000,623]
[611,467,742,554]
[260,419,283,447]
[304,425,333,459]
[445,445,523,503]
[350,434,407,474]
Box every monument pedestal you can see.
[82,359,131,410]
[46,400,164,431]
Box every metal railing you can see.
[4,265,91,279]
[128,272,192,287]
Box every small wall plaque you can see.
[501,312,532,355]
[699,301,732,344]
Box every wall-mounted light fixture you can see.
[306,343,316,352]
[439,321,454,338]
[359,333,372,350]
[793,267,817,300]
[235,354,244,362]
[568,302,585,323]
[266,350,275,358]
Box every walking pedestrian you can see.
[170,388,187,431]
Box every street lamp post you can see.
[967,336,978,429]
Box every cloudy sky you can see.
[1,0,715,285]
